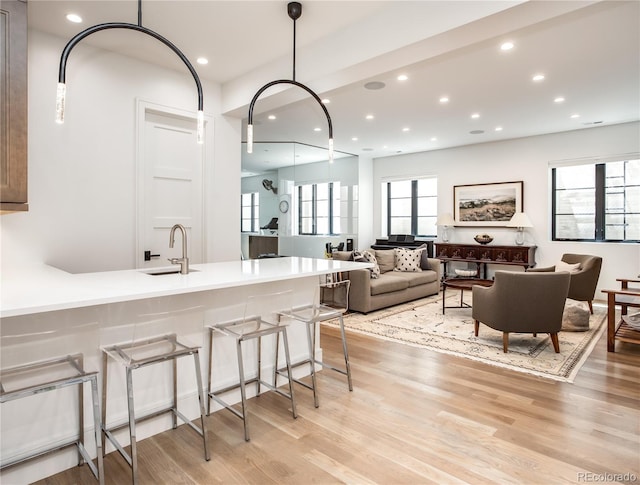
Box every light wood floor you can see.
[37,323,640,485]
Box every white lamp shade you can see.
[436,212,455,226]
[507,212,533,228]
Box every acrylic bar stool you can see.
[276,276,353,406]
[0,354,105,484]
[206,290,297,441]
[101,334,210,484]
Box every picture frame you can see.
[453,181,523,227]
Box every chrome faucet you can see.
[168,224,189,274]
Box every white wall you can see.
[373,122,640,298]
[1,30,240,273]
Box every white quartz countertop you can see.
[1,257,371,318]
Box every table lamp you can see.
[506,212,533,245]
[436,213,455,242]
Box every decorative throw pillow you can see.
[362,250,380,279]
[556,260,581,273]
[351,250,368,263]
[374,249,396,273]
[393,247,424,272]
[415,243,431,270]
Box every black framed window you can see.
[383,178,437,237]
[552,158,639,241]
[241,192,259,232]
[297,182,340,235]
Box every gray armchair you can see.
[528,253,602,313]
[472,271,571,353]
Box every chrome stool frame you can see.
[276,279,353,406]
[0,354,105,484]
[206,315,297,442]
[101,334,210,484]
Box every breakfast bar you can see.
[0,257,371,483]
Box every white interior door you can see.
[137,104,204,269]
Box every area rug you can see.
[324,294,606,383]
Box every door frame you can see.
[135,98,213,269]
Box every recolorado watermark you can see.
[577,472,638,482]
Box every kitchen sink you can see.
[141,269,199,276]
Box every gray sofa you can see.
[333,249,440,314]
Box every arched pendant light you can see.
[247,2,334,162]
[56,0,205,144]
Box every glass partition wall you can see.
[241,142,358,259]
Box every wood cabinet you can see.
[1,0,28,212]
[435,243,536,279]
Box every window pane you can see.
[316,183,328,199]
[241,220,251,232]
[301,218,312,233]
[555,214,595,239]
[317,200,329,217]
[390,217,411,234]
[417,197,437,216]
[389,180,412,197]
[301,201,313,217]
[300,184,313,200]
[417,216,437,237]
[317,217,329,234]
[625,214,640,240]
[555,165,594,190]
[242,207,252,219]
[555,189,595,215]
[390,198,411,216]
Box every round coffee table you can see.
[442,278,493,314]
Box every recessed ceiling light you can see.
[571,114,580,119]
[66,13,83,23]
[352,137,358,141]
[402,127,410,132]
[471,113,480,119]
[532,74,545,82]
[554,96,565,103]
[314,127,322,132]
[364,81,385,90]
[321,98,330,104]
[268,115,276,120]
[397,74,408,81]
[430,137,437,142]
[365,114,374,120]
[196,57,208,65]
[470,130,485,134]
[500,41,514,51]
[439,96,449,104]
[495,126,503,132]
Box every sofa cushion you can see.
[391,270,438,287]
[370,274,410,295]
[332,251,353,262]
[415,243,432,269]
[374,249,396,273]
[393,247,423,272]
[362,250,381,279]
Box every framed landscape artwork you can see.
[453,181,523,226]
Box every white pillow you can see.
[556,260,581,273]
[393,247,424,272]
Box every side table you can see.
[602,278,640,352]
[442,278,493,314]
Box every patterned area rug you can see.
[324,294,606,383]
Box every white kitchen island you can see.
[0,257,370,483]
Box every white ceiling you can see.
[29,1,640,173]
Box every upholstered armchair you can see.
[528,253,602,313]
[472,271,571,353]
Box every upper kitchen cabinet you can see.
[1,0,28,212]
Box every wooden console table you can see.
[602,278,640,352]
[435,243,536,279]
